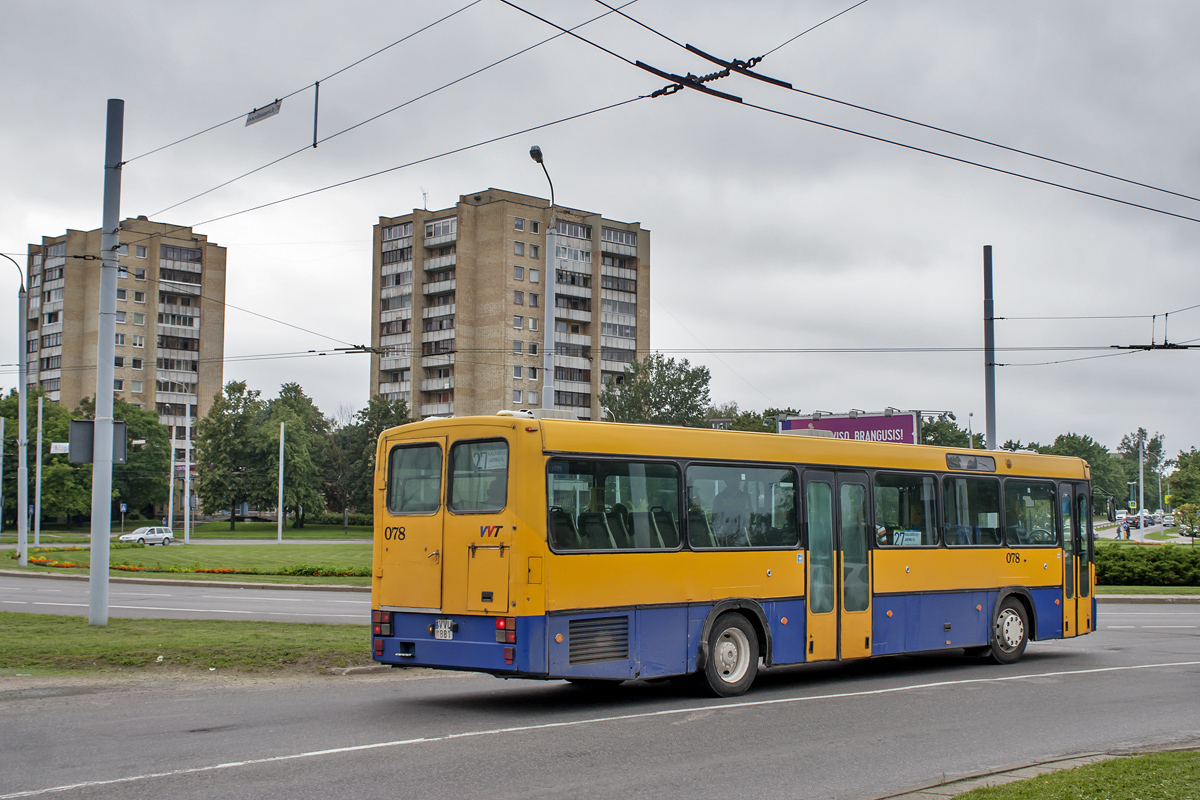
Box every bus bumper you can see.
[372,611,546,674]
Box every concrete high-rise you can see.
[370,189,650,419]
[25,217,226,462]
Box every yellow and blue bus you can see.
[370,413,1094,696]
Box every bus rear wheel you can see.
[989,597,1029,664]
[703,613,759,697]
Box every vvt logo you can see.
[479,525,502,538]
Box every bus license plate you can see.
[434,619,454,640]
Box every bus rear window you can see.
[450,440,508,512]
[387,444,442,514]
[547,459,681,551]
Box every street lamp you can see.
[2,252,29,567]
[530,145,556,413]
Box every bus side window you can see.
[449,440,508,513]
[547,458,681,551]
[387,444,442,515]
[686,464,798,549]
[942,476,1002,546]
[874,473,937,547]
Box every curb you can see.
[1096,594,1200,604]
[0,569,369,593]
[326,665,393,675]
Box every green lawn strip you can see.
[0,612,374,674]
[189,521,373,539]
[11,542,372,577]
[1096,585,1200,595]
[955,751,1200,800]
[3,564,369,586]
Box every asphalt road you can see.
[0,574,368,625]
[2,604,1198,800]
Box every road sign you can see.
[50,442,69,454]
[120,503,126,513]
[246,99,282,126]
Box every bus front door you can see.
[1074,485,1093,634]
[804,471,874,662]
[1060,485,1078,637]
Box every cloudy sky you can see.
[3,0,1198,459]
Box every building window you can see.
[529,293,538,308]
[513,389,522,403]
[134,268,147,280]
[514,316,523,329]
[513,341,523,354]
[26,339,38,354]
[117,244,129,256]
[41,378,60,391]
[42,288,63,303]
[41,333,61,348]
[131,380,144,393]
[115,333,125,346]
[132,312,146,326]
[529,343,538,355]
[529,268,540,283]
[136,245,147,258]
[424,218,456,238]
[382,247,413,265]
[118,266,128,279]
[134,291,146,303]
[530,244,540,259]
[43,312,59,324]
[383,222,413,241]
[514,365,523,379]
[117,288,127,301]
[529,367,538,379]
[132,358,143,370]
[514,266,524,281]
[528,390,539,405]
[114,356,124,368]
[161,245,202,262]
[601,227,637,247]
[116,311,126,324]
[514,290,524,305]
[40,355,61,370]
[528,318,538,332]
[531,221,540,234]
[114,379,124,391]
[514,242,525,257]
[131,335,145,348]
[514,218,525,232]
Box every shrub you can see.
[307,511,373,527]
[1096,545,1200,586]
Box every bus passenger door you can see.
[1060,486,1077,638]
[803,471,874,662]
[377,437,447,612]
[1075,486,1093,634]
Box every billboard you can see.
[779,412,918,444]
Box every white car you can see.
[118,526,173,546]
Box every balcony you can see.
[423,279,456,296]
[556,282,591,299]
[421,352,455,368]
[423,303,455,318]
[555,379,592,395]
[423,254,456,272]
[554,353,591,371]
[421,377,455,392]
[424,230,457,248]
[378,380,411,395]
[379,354,411,371]
[557,307,591,323]
[422,328,455,343]
[421,402,454,417]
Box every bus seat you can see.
[630,511,663,548]
[549,506,583,550]
[651,507,680,548]
[606,507,634,548]
[687,507,715,548]
[577,512,617,549]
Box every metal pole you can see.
[17,286,28,567]
[166,416,175,528]
[34,395,42,547]
[184,406,191,544]
[88,98,124,626]
[1138,433,1145,518]
[277,421,284,542]
[531,146,556,411]
[0,416,5,536]
[983,245,997,450]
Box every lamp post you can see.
[163,403,176,528]
[3,253,28,566]
[530,145,556,412]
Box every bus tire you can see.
[703,613,759,697]
[989,597,1029,664]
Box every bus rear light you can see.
[372,610,393,636]
[503,646,515,664]
[495,617,517,644]
[374,638,384,656]
[496,629,516,644]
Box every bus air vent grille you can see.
[568,616,629,664]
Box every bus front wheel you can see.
[703,613,759,697]
[989,597,1029,664]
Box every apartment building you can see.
[25,217,226,461]
[370,188,650,419]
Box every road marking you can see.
[1142,625,1197,629]
[0,601,29,605]
[5,659,1200,799]
[1106,625,1136,628]
[28,602,360,619]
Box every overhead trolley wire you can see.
[123,0,485,165]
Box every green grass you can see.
[188,521,373,539]
[1096,585,1200,595]
[0,612,374,675]
[956,752,1200,800]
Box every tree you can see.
[339,395,412,517]
[77,395,170,517]
[1,389,91,527]
[264,383,328,528]
[193,381,270,530]
[1118,428,1166,509]
[1037,433,1126,504]
[1169,448,1200,509]
[920,413,983,448]
[599,354,711,427]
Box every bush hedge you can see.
[305,511,373,527]
[1096,545,1200,586]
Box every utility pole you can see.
[983,245,997,450]
[17,273,28,567]
[184,406,191,544]
[530,146,556,412]
[0,416,4,536]
[277,421,284,542]
[88,98,124,627]
[34,396,43,547]
[1138,433,1145,518]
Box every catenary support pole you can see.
[277,421,284,542]
[0,416,5,535]
[184,406,191,544]
[1139,434,1145,518]
[17,284,28,567]
[88,98,124,626]
[34,395,42,547]
[983,245,997,450]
